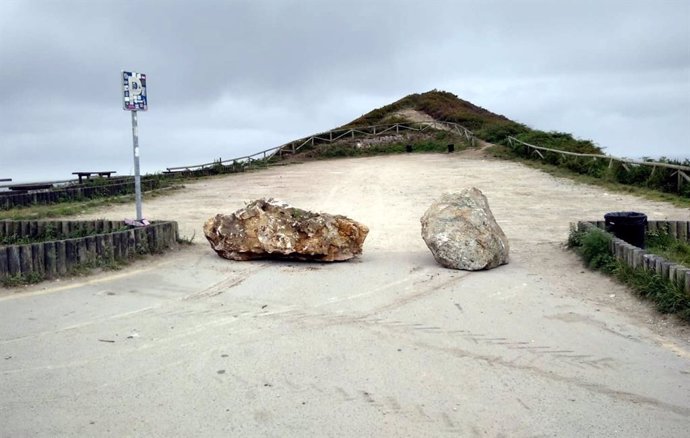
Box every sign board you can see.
[122,71,148,111]
[121,69,147,221]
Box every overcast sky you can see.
[1,0,688,183]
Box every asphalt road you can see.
[2,154,689,437]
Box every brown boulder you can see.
[203,199,369,262]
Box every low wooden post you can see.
[676,221,687,242]
[95,235,105,260]
[126,230,136,258]
[654,257,664,275]
[647,221,657,234]
[85,236,97,262]
[110,232,121,260]
[642,254,653,271]
[20,221,30,237]
[675,267,689,291]
[31,243,44,277]
[77,239,88,264]
[29,221,38,238]
[669,265,678,286]
[632,249,644,269]
[0,246,9,277]
[7,221,18,239]
[103,234,115,263]
[134,228,148,254]
[64,240,77,272]
[35,221,46,240]
[44,242,57,278]
[19,245,33,275]
[56,241,67,275]
[60,221,69,237]
[8,246,20,276]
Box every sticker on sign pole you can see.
[122,71,148,111]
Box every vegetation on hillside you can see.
[344,89,514,132]
[490,142,690,198]
[343,90,604,153]
[346,90,687,198]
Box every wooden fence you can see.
[508,136,690,192]
[165,120,475,173]
[0,220,178,282]
[577,220,690,294]
[0,177,166,210]
[1,120,474,210]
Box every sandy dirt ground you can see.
[2,153,689,437]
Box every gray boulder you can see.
[420,188,509,270]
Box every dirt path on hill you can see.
[2,152,689,437]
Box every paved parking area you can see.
[2,154,689,437]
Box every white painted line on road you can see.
[317,277,412,308]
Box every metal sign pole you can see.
[122,70,147,224]
[131,110,143,220]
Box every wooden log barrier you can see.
[1,220,178,282]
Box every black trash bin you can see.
[604,211,647,248]
[405,144,413,153]
[447,144,455,153]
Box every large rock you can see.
[203,199,369,262]
[420,188,509,270]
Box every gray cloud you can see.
[1,0,688,182]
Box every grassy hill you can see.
[345,90,603,155]
[338,90,688,199]
[343,89,512,132]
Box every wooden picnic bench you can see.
[72,171,117,184]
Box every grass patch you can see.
[0,185,184,220]
[177,231,196,245]
[568,227,690,321]
[1,272,45,287]
[646,229,690,267]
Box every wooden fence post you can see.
[44,242,57,278]
[0,246,8,277]
[31,243,44,277]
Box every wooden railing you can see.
[165,121,474,172]
[1,121,473,209]
[507,136,690,192]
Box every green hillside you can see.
[344,90,511,131]
[345,90,603,155]
[343,90,687,198]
